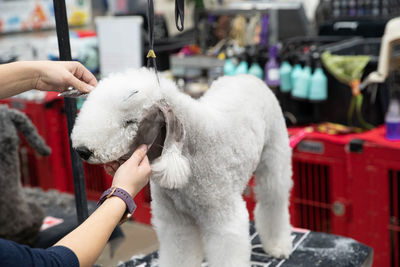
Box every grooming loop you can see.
[146,0,185,75]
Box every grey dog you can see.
[0,104,50,245]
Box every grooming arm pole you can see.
[53,0,89,224]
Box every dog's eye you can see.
[124,119,138,127]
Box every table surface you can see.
[118,222,373,267]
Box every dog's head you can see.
[71,68,191,188]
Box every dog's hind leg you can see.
[151,188,204,267]
[253,120,293,259]
[200,197,251,267]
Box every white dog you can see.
[71,68,293,267]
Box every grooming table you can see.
[118,222,373,267]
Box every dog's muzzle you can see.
[75,146,93,160]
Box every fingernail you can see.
[86,85,95,92]
[139,144,148,152]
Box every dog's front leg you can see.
[199,197,251,267]
[151,189,204,267]
[156,219,203,267]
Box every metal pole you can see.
[53,0,89,224]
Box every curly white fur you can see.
[151,143,191,189]
[72,68,293,267]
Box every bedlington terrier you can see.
[71,68,293,267]
[0,105,51,245]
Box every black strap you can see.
[146,0,157,70]
[53,0,89,224]
[175,0,185,31]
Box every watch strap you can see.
[97,187,136,214]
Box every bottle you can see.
[309,58,328,101]
[235,54,249,75]
[385,99,400,140]
[224,58,237,76]
[291,63,302,89]
[292,65,311,99]
[235,61,248,75]
[247,46,263,79]
[265,45,280,87]
[248,57,264,80]
[279,61,293,93]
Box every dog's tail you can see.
[9,108,51,156]
[252,111,293,259]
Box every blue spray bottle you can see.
[248,47,263,79]
[235,54,249,75]
[249,60,264,80]
[223,49,237,76]
[292,55,312,99]
[309,57,328,101]
[291,63,302,90]
[279,60,293,93]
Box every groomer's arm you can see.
[54,145,151,267]
[0,61,97,99]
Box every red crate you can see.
[347,141,400,267]
[0,94,73,192]
[290,137,350,236]
[288,126,400,267]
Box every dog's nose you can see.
[75,146,93,160]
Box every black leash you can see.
[146,0,157,71]
[53,0,89,224]
[146,0,185,75]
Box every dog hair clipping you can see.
[59,88,89,98]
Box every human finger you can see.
[127,145,148,166]
[66,73,95,93]
[74,62,98,87]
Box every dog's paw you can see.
[263,238,292,259]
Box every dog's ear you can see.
[151,100,191,189]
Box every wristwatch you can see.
[97,187,136,225]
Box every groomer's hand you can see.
[32,61,97,93]
[111,145,151,197]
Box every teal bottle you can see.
[292,66,312,99]
[309,67,328,101]
[291,64,302,89]
[223,58,237,76]
[279,61,293,92]
[248,62,264,79]
[235,60,249,75]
